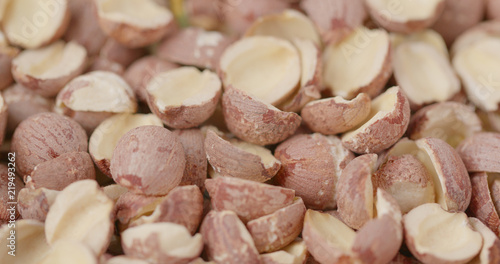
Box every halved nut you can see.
[131,185,204,235]
[365,0,445,34]
[173,129,207,188]
[457,132,500,173]
[275,133,354,210]
[39,240,98,264]
[300,0,367,44]
[222,86,301,146]
[431,0,485,45]
[147,67,222,129]
[205,176,295,223]
[341,86,411,154]
[88,57,124,75]
[468,172,500,236]
[3,83,53,134]
[403,203,482,264]
[28,152,95,191]
[101,184,128,203]
[55,71,138,133]
[408,102,482,147]
[219,36,301,106]
[337,154,377,229]
[114,191,163,231]
[110,126,186,196]
[391,29,449,58]
[157,27,234,70]
[278,38,321,113]
[106,256,150,264]
[95,0,174,47]
[2,0,70,49]
[373,154,435,214]
[205,129,281,182]
[200,210,261,264]
[0,219,50,264]
[469,217,500,264]
[245,9,321,45]
[89,113,163,177]
[451,21,500,57]
[122,223,203,264]
[452,34,500,111]
[302,93,371,135]
[123,56,178,102]
[45,180,114,256]
[247,197,306,253]
[385,137,471,211]
[260,239,308,264]
[12,40,87,97]
[392,39,460,107]
[323,26,392,99]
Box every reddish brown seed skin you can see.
[200,210,262,264]
[110,125,186,196]
[247,198,306,253]
[132,185,204,235]
[302,93,371,135]
[457,132,500,173]
[468,172,500,236]
[30,151,96,191]
[114,192,161,229]
[173,129,207,189]
[157,27,235,70]
[0,164,24,222]
[17,187,54,222]
[204,130,280,182]
[222,87,302,146]
[11,112,88,177]
[275,133,354,210]
[205,177,295,223]
[337,154,377,230]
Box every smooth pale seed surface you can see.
[307,210,355,251]
[220,36,301,105]
[98,0,172,27]
[0,220,50,264]
[231,140,280,169]
[323,27,389,98]
[293,38,317,88]
[39,240,97,264]
[368,0,443,22]
[14,41,86,79]
[147,67,221,109]
[453,38,500,111]
[391,30,448,58]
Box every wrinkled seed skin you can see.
[468,172,500,236]
[11,112,88,177]
[110,126,186,196]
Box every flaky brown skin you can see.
[114,192,162,230]
[0,100,6,146]
[417,138,471,212]
[110,126,186,196]
[247,198,306,253]
[342,87,411,154]
[204,130,280,182]
[30,152,95,191]
[99,38,146,67]
[157,27,235,70]
[337,154,377,230]
[11,113,88,177]
[205,177,295,223]
[148,88,221,129]
[302,93,371,135]
[457,132,500,173]
[201,210,262,264]
[124,56,178,102]
[222,87,302,146]
[366,0,445,34]
[131,185,204,235]
[0,46,19,90]
[275,133,354,210]
[468,172,500,236]
[173,129,207,189]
